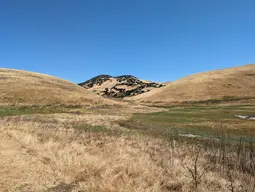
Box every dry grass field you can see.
[0,67,254,191]
[0,69,118,106]
[0,105,254,192]
[129,64,255,104]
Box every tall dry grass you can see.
[0,114,254,191]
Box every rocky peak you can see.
[78,74,112,88]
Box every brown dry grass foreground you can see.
[0,110,254,192]
[0,68,118,106]
[130,64,255,103]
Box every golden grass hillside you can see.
[0,68,116,106]
[130,64,255,103]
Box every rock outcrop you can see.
[78,75,164,98]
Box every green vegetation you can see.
[118,105,255,142]
[73,123,134,137]
[0,106,70,117]
[149,97,255,108]
[74,124,107,133]
[183,96,255,104]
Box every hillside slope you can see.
[78,75,164,98]
[0,69,115,106]
[129,64,255,103]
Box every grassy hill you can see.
[0,68,116,106]
[78,74,164,98]
[129,64,255,104]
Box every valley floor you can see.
[0,105,254,191]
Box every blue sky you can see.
[0,0,254,83]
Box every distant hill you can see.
[0,69,116,106]
[78,75,164,98]
[129,64,255,104]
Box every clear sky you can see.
[1,0,254,83]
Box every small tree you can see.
[186,148,208,188]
